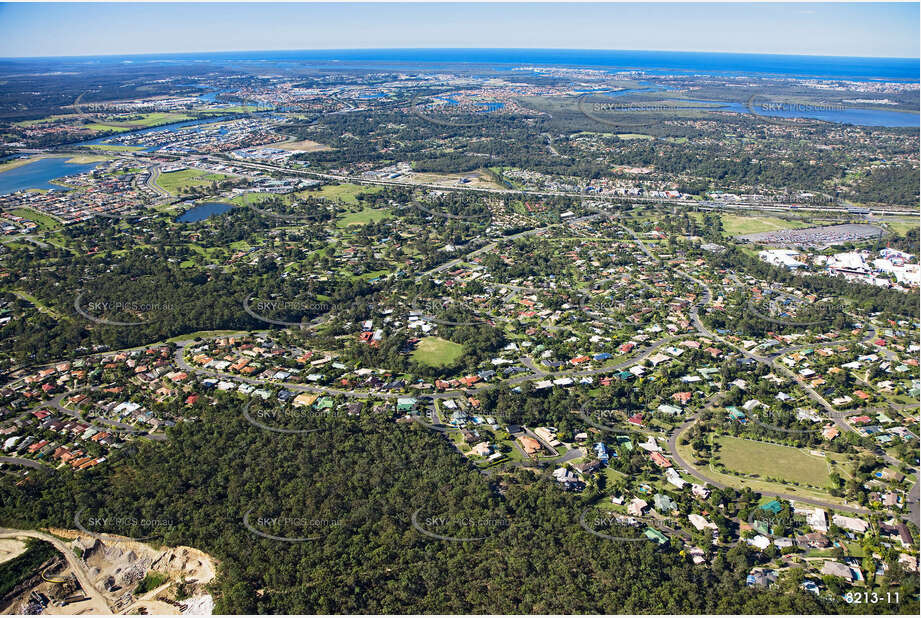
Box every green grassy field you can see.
[337,207,391,227]
[720,215,811,236]
[86,112,195,130]
[8,208,61,230]
[228,192,279,207]
[616,133,654,140]
[310,183,382,205]
[410,336,465,367]
[157,169,230,195]
[83,123,132,133]
[65,155,111,164]
[884,217,920,235]
[714,436,831,488]
[87,144,145,152]
[14,114,81,127]
[6,290,64,318]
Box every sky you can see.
[0,2,918,59]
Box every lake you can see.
[176,202,234,222]
[74,116,235,150]
[0,157,100,195]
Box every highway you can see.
[157,153,918,217]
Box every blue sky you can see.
[0,2,917,59]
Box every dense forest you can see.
[0,396,894,614]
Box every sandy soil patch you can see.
[0,538,28,565]
[409,169,504,190]
[270,138,332,152]
[2,527,217,616]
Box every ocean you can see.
[4,49,919,82]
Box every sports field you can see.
[720,215,811,236]
[410,336,465,368]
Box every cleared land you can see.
[714,435,831,488]
[410,169,505,191]
[411,336,465,367]
[270,138,332,152]
[0,538,27,565]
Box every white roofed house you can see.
[627,497,648,517]
[666,467,686,489]
[789,506,831,533]
[832,513,868,534]
[689,513,717,533]
[691,484,711,499]
[821,561,856,582]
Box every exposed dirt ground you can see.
[0,527,217,616]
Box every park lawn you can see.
[9,208,61,230]
[722,215,811,236]
[714,435,831,488]
[157,169,231,195]
[337,207,392,227]
[410,336,465,368]
[676,437,841,504]
[616,133,654,140]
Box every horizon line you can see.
[2,47,919,62]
